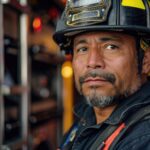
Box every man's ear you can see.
[142,48,150,75]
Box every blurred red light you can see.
[32,17,42,32]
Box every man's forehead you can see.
[73,31,131,43]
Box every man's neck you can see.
[94,105,117,124]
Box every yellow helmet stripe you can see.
[121,0,145,10]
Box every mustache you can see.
[79,70,116,85]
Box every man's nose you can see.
[86,45,105,69]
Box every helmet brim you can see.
[53,25,150,46]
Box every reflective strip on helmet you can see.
[72,0,102,7]
[140,39,150,51]
[121,0,145,10]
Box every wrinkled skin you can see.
[72,32,150,108]
[72,31,150,123]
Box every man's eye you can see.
[106,44,119,50]
[77,47,88,53]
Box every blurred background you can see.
[0,0,79,149]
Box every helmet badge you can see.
[65,0,111,26]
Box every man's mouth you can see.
[85,77,107,82]
[79,70,116,87]
[83,77,108,86]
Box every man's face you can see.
[72,32,141,108]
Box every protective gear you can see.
[58,81,150,150]
[53,0,150,51]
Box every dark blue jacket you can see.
[60,81,150,150]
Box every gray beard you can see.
[77,71,141,108]
[85,94,115,108]
[78,70,117,107]
[83,86,119,108]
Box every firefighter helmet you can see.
[53,0,150,51]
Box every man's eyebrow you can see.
[74,39,87,45]
[74,35,122,45]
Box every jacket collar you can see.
[74,81,150,126]
[106,81,150,125]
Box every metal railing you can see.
[0,1,5,149]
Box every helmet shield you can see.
[65,0,111,26]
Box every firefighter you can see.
[53,0,150,149]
